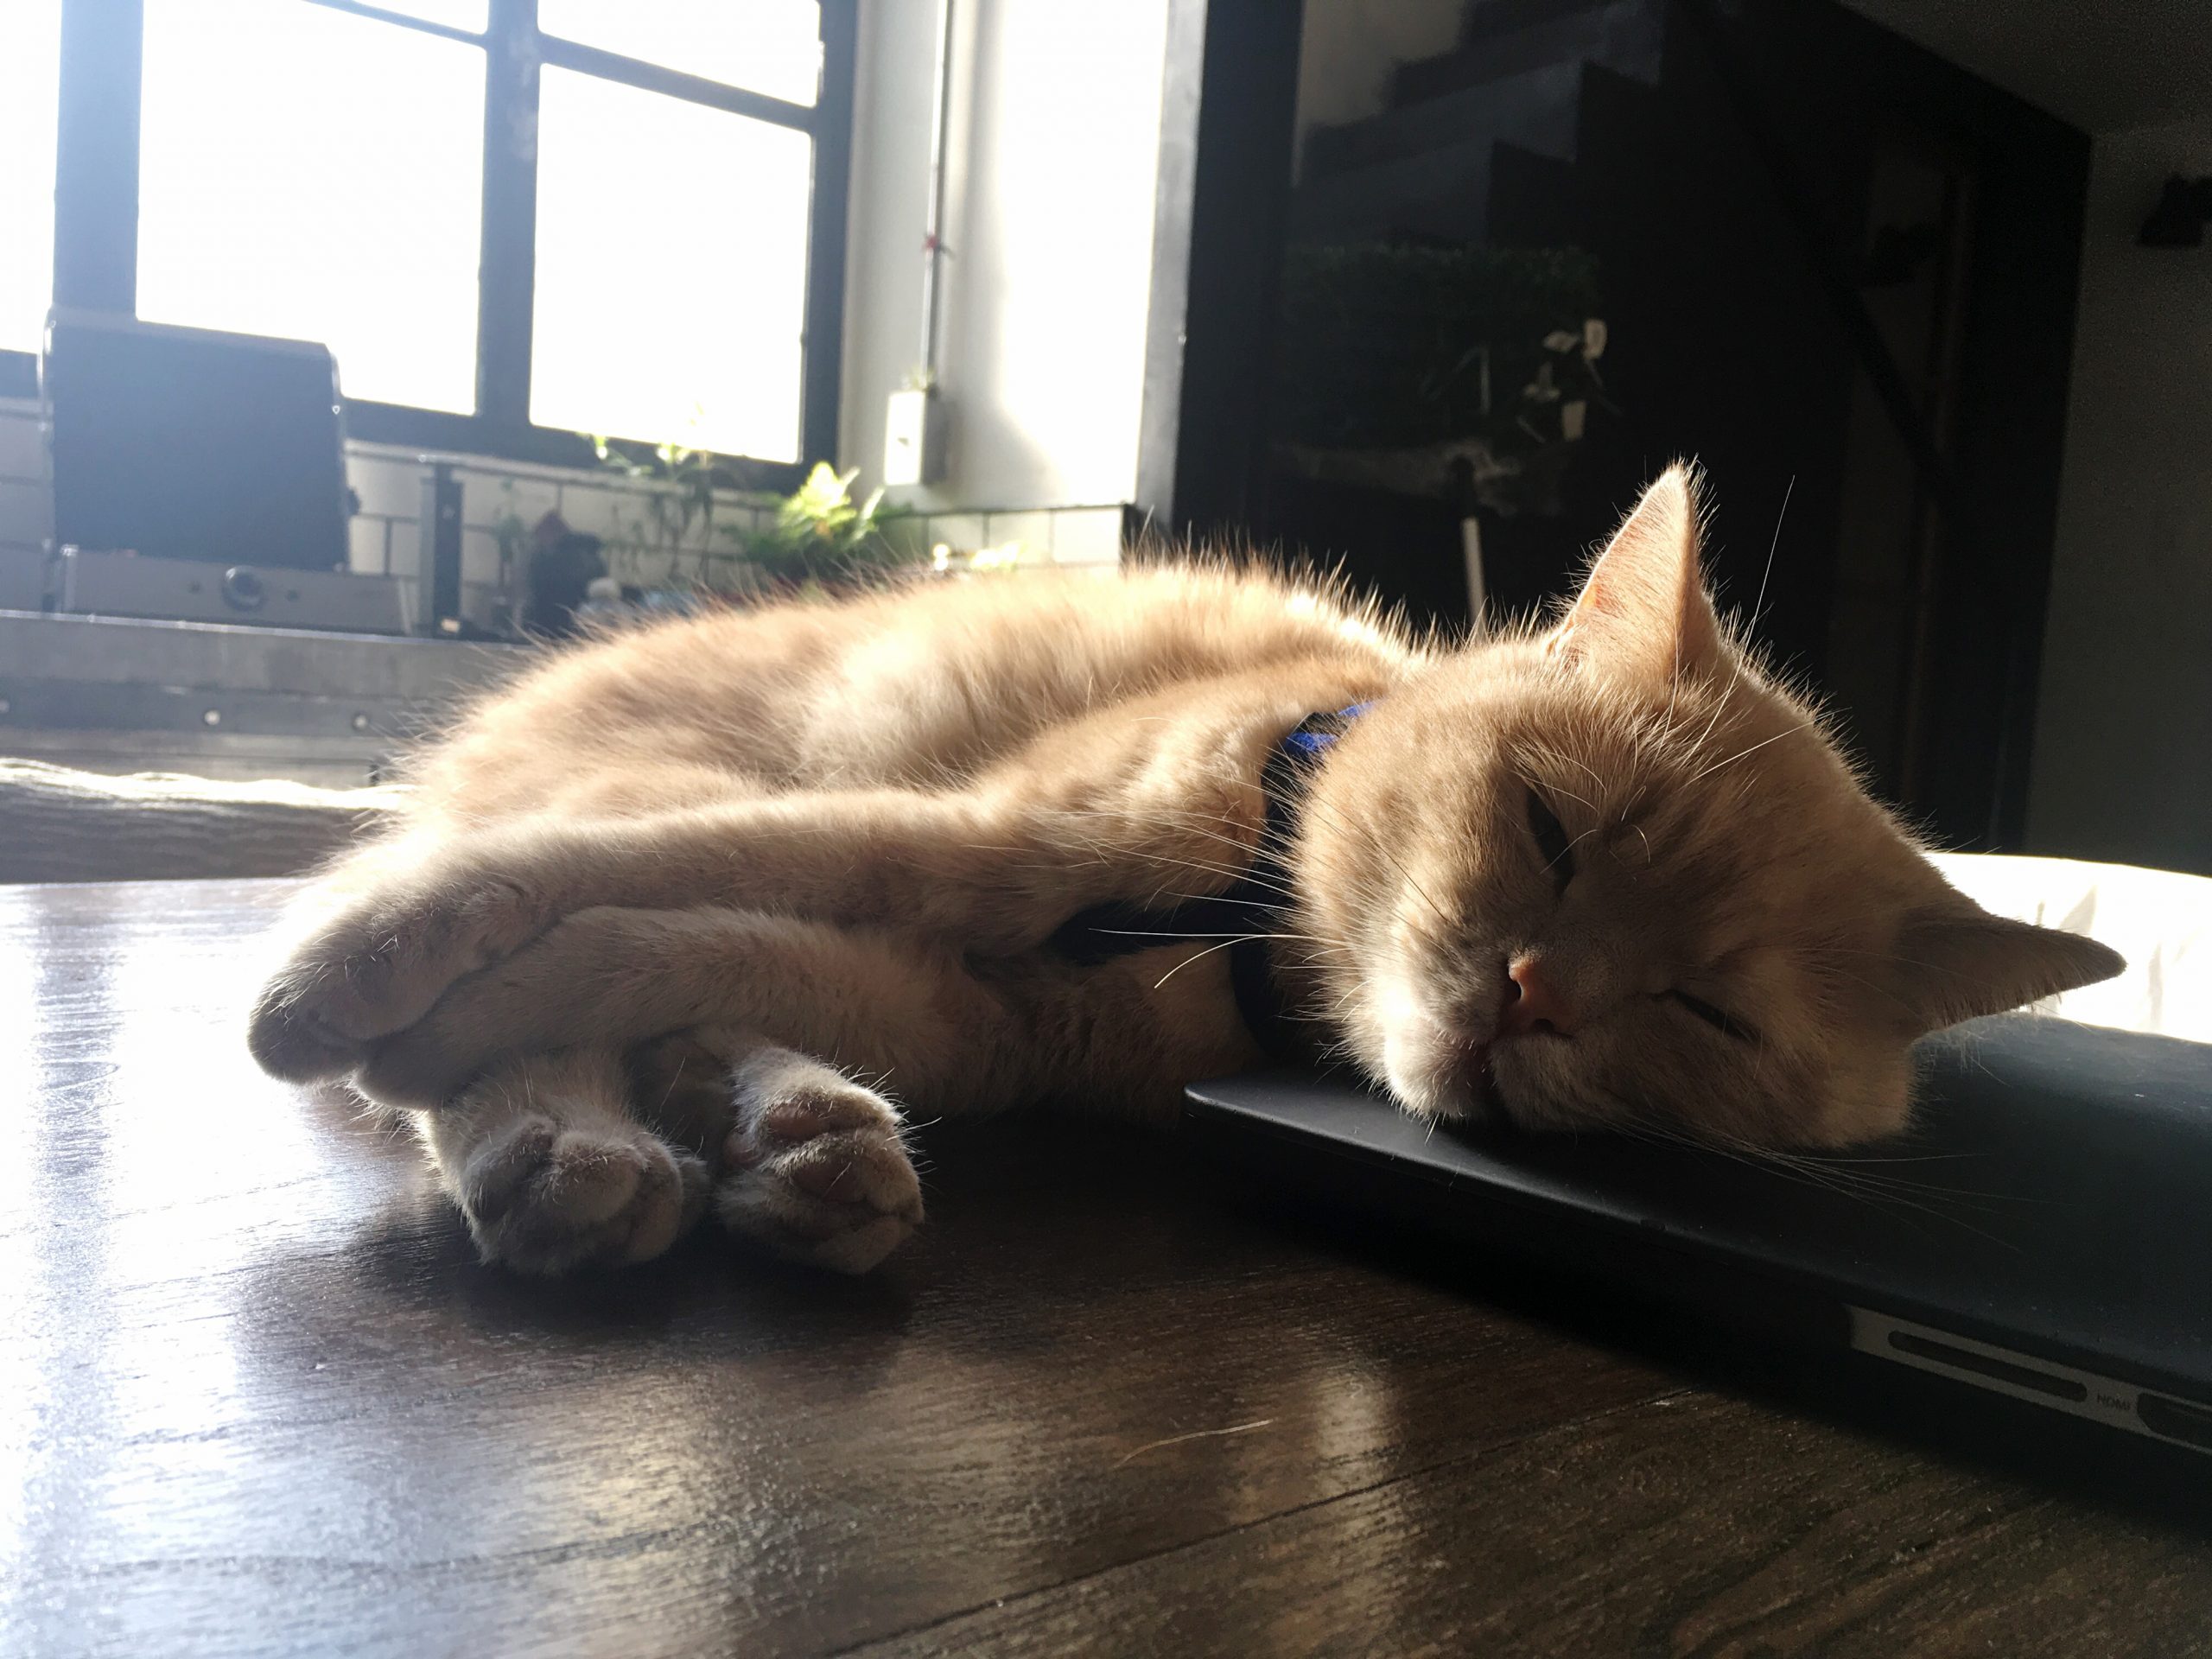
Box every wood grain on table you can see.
[2,880,2207,1658]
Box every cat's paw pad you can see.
[715,1084,923,1274]
[249,873,546,1083]
[460,1112,708,1274]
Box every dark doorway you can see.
[1143,0,2091,849]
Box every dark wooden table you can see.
[5,880,2209,1658]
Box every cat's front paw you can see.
[716,1075,923,1274]
[248,866,550,1084]
[460,1110,709,1274]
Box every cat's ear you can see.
[1548,463,1726,682]
[1890,899,2125,1033]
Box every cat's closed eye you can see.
[1526,789,1575,892]
[1667,989,1758,1044]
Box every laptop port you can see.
[2138,1392,2212,1451]
[1885,1330,2088,1402]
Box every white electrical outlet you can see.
[883,386,947,486]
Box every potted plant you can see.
[1270,242,1613,519]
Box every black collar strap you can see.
[1045,702,1373,1056]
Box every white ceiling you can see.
[1841,0,2212,134]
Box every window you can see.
[3,0,853,480]
[137,0,485,412]
[536,0,822,106]
[0,0,64,361]
[531,67,813,462]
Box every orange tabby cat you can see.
[248,467,2122,1274]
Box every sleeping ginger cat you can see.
[248,467,2122,1274]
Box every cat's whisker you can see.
[1683,717,1821,785]
[1151,937,1270,988]
[1750,473,1794,637]
[1554,751,1611,808]
[1674,669,1745,766]
[1128,929,1333,947]
[1294,788,1456,932]
[1552,825,1604,873]
[1132,851,1303,899]
[1618,1112,1946,1230]
[1536,777,1598,815]
[1635,1112,2029,1239]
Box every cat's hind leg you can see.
[418,1031,919,1276]
[629,1029,924,1274]
[422,1044,710,1274]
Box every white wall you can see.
[0,398,780,628]
[3,409,1128,623]
[2031,117,2212,875]
[838,0,1166,541]
[0,400,48,560]
[341,442,783,626]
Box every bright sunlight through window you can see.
[136,0,485,412]
[369,0,490,28]
[530,68,812,462]
[537,0,823,107]
[0,0,63,357]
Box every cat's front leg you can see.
[352,904,1028,1112]
[248,793,1021,1085]
[248,728,1301,1088]
[249,835,569,1083]
[356,897,1256,1135]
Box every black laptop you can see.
[1185,1014,2212,1458]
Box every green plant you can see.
[590,432,732,587]
[585,423,919,592]
[727,462,912,585]
[1273,244,1609,457]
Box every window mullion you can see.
[801,0,855,467]
[533,33,819,133]
[474,0,537,428]
[298,0,485,49]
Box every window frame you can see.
[5,0,854,492]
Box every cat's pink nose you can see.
[1500,954,1577,1038]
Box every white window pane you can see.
[137,0,485,413]
[538,0,821,106]
[531,69,810,462]
[0,0,63,357]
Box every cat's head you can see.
[1299,465,2122,1147]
